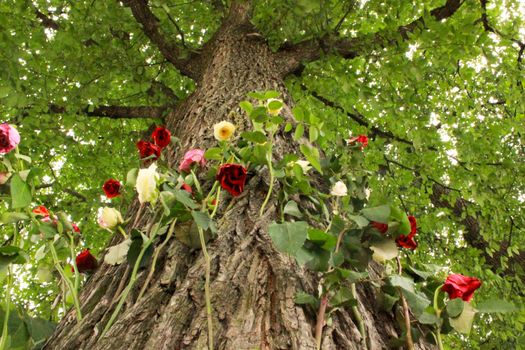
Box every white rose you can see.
[330,181,348,196]
[136,163,160,204]
[98,207,123,229]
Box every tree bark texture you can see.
[44,6,436,350]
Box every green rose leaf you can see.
[361,205,390,223]
[269,221,308,255]
[446,298,465,318]
[476,299,517,314]
[10,173,32,209]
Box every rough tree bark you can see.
[44,3,436,350]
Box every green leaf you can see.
[283,200,302,218]
[294,123,305,140]
[126,168,138,187]
[268,221,308,255]
[239,100,253,114]
[348,215,369,228]
[307,228,337,250]
[104,239,132,265]
[446,298,464,318]
[174,189,198,209]
[389,275,415,292]
[191,211,216,233]
[0,212,29,224]
[241,131,267,144]
[330,287,357,307]
[309,125,319,142]
[361,205,391,223]
[267,99,283,111]
[449,302,477,334]
[418,311,439,325]
[300,144,322,174]
[204,147,223,160]
[264,91,280,99]
[476,299,518,314]
[370,238,398,262]
[294,292,318,306]
[10,173,32,209]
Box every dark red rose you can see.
[395,234,417,249]
[136,140,161,161]
[395,215,417,249]
[216,164,247,197]
[33,205,50,218]
[442,274,482,302]
[75,249,98,273]
[181,183,192,194]
[408,215,417,235]
[371,221,388,234]
[152,126,171,148]
[103,179,121,198]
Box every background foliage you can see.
[0,0,524,348]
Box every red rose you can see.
[371,221,388,234]
[103,179,121,198]
[349,134,369,149]
[442,274,482,302]
[152,126,171,148]
[33,205,50,218]
[75,249,98,273]
[395,234,417,249]
[136,140,161,160]
[181,183,192,194]
[395,215,417,249]
[216,164,247,197]
[72,223,81,234]
[408,215,417,235]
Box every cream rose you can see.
[98,207,123,229]
[136,163,160,204]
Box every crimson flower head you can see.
[395,215,417,249]
[33,205,50,218]
[442,274,482,302]
[136,140,161,161]
[371,221,388,234]
[103,179,121,198]
[181,183,192,195]
[75,249,98,273]
[152,126,171,148]
[216,164,247,197]
[349,134,369,149]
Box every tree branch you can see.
[45,104,168,119]
[34,8,60,30]
[275,0,464,76]
[121,0,200,79]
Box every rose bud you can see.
[97,207,124,230]
[75,249,98,273]
[0,123,20,154]
[442,273,482,302]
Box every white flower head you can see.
[289,160,311,174]
[98,207,123,229]
[330,180,348,196]
[136,163,160,204]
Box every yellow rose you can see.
[213,121,236,141]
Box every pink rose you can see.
[0,123,20,154]
[178,149,206,172]
[0,172,10,185]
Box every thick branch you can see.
[430,183,525,278]
[47,104,168,119]
[121,0,200,79]
[276,0,464,76]
[35,9,60,30]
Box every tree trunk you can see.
[44,5,435,350]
